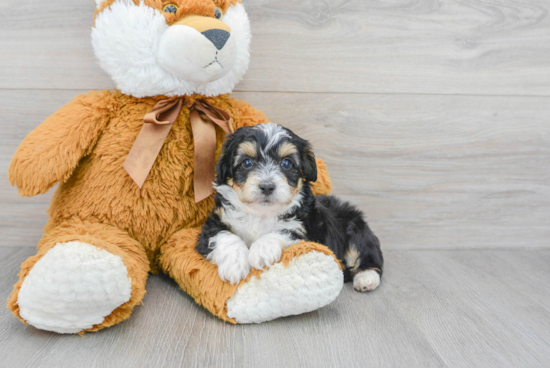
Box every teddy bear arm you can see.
[229,97,270,129]
[311,158,333,195]
[9,93,113,196]
[159,228,343,324]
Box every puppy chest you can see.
[228,215,278,246]
[223,211,302,247]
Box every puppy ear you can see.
[284,127,318,183]
[215,131,243,185]
[215,141,235,186]
[301,143,318,182]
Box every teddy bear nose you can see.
[201,29,230,50]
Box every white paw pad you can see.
[17,242,132,334]
[248,238,282,270]
[353,269,381,292]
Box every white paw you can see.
[353,269,381,292]
[248,237,283,270]
[207,232,251,285]
[18,241,132,334]
[217,250,251,285]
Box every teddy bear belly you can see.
[46,153,215,256]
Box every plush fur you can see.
[92,0,251,97]
[7,0,338,333]
[198,124,383,290]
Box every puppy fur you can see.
[197,123,384,291]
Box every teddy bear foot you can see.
[17,241,132,334]
[226,250,343,323]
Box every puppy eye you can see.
[163,4,178,14]
[214,7,223,19]
[242,159,253,168]
[281,159,293,169]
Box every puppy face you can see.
[216,124,317,213]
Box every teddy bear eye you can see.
[214,7,223,20]
[163,4,178,14]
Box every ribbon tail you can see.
[123,123,173,188]
[190,109,217,202]
[124,98,183,188]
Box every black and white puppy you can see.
[197,123,384,292]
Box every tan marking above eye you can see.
[236,141,257,158]
[278,142,298,158]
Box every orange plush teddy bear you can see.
[7,0,343,334]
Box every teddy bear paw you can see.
[227,250,343,323]
[17,241,132,334]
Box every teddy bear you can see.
[7,0,344,334]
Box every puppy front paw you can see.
[207,232,251,285]
[217,251,251,285]
[353,269,381,292]
[248,237,283,270]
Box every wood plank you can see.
[237,281,447,368]
[0,1,112,91]
[1,90,549,249]
[1,0,549,95]
[461,250,550,315]
[0,247,447,368]
[385,250,550,368]
[2,248,549,368]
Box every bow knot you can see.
[123,97,234,202]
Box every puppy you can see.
[197,123,384,292]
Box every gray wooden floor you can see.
[1,247,550,368]
[1,0,550,367]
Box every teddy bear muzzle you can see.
[156,15,237,84]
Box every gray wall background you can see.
[1,0,549,250]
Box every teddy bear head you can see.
[92,0,251,98]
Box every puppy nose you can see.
[259,183,276,195]
[201,29,230,50]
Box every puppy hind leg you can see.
[346,225,383,292]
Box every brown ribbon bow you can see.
[123,98,234,202]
